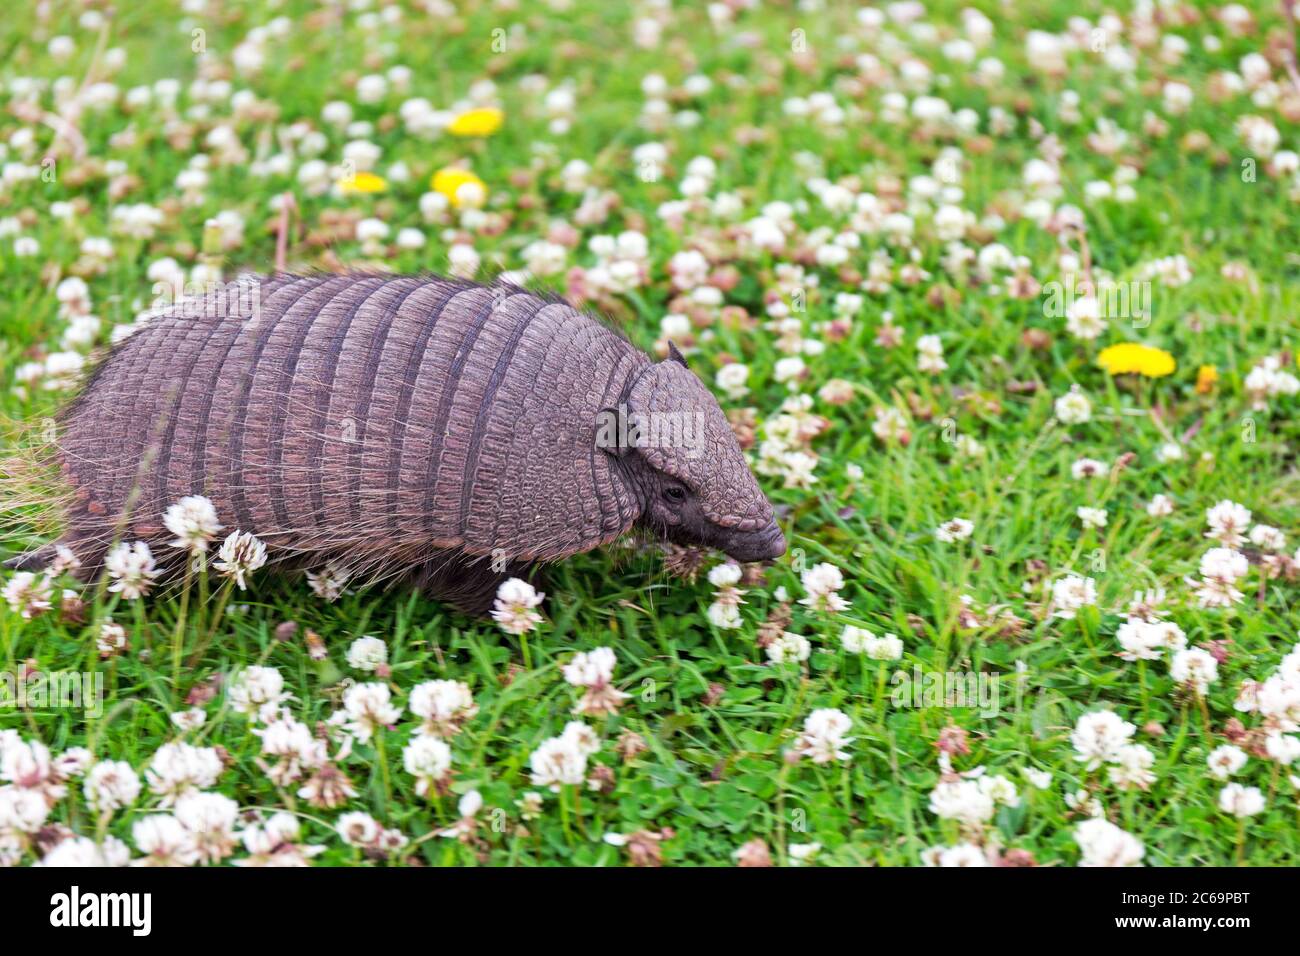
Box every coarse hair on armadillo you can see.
[5,273,656,611]
[0,414,78,543]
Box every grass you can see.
[1,0,1299,866]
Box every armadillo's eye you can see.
[663,485,686,503]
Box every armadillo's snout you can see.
[722,522,787,563]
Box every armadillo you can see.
[11,274,785,612]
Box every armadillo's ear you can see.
[594,405,638,458]
[666,340,689,368]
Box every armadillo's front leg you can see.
[409,550,538,616]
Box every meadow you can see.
[1,0,1299,867]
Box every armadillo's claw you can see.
[3,544,56,572]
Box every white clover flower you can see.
[872,406,909,443]
[235,812,324,866]
[1254,670,1300,727]
[1023,767,1052,789]
[773,355,806,385]
[934,517,974,542]
[1161,81,1193,114]
[799,562,847,613]
[435,790,485,840]
[163,495,224,554]
[336,682,402,743]
[1070,457,1108,479]
[42,350,85,390]
[1155,442,1184,463]
[105,541,159,600]
[1076,506,1108,530]
[558,721,600,757]
[171,790,239,864]
[928,778,995,826]
[110,203,165,240]
[1071,710,1135,769]
[408,679,478,738]
[529,723,598,791]
[227,666,289,719]
[708,563,743,588]
[1193,547,1250,608]
[213,531,267,589]
[931,843,989,867]
[346,636,388,672]
[2,571,53,619]
[792,708,853,764]
[1263,733,1300,766]
[1051,573,1097,619]
[715,363,750,400]
[864,632,903,661]
[1207,745,1248,781]
[2,739,64,802]
[1249,524,1286,552]
[563,647,630,716]
[37,836,130,868]
[337,810,382,848]
[1236,116,1280,159]
[1065,295,1106,340]
[559,647,611,688]
[766,631,811,664]
[84,760,142,814]
[96,620,127,658]
[1200,548,1250,581]
[1242,356,1300,410]
[916,333,947,373]
[1065,789,1105,818]
[491,578,545,635]
[132,814,200,867]
[52,747,93,780]
[978,774,1020,808]
[1218,783,1265,818]
[307,562,350,602]
[840,624,873,654]
[0,786,49,833]
[395,226,426,251]
[1108,744,1156,791]
[1170,648,1219,693]
[787,841,822,865]
[1115,617,1185,662]
[145,742,223,806]
[1205,500,1252,547]
[403,735,452,798]
[1074,818,1144,866]
[706,602,742,629]
[254,714,322,786]
[1146,494,1174,517]
[1054,386,1091,424]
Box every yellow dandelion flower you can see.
[1196,364,1218,394]
[1097,343,1176,378]
[336,170,388,194]
[446,107,504,137]
[431,167,488,208]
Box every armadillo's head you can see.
[600,345,786,563]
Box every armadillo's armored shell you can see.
[56,275,648,568]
